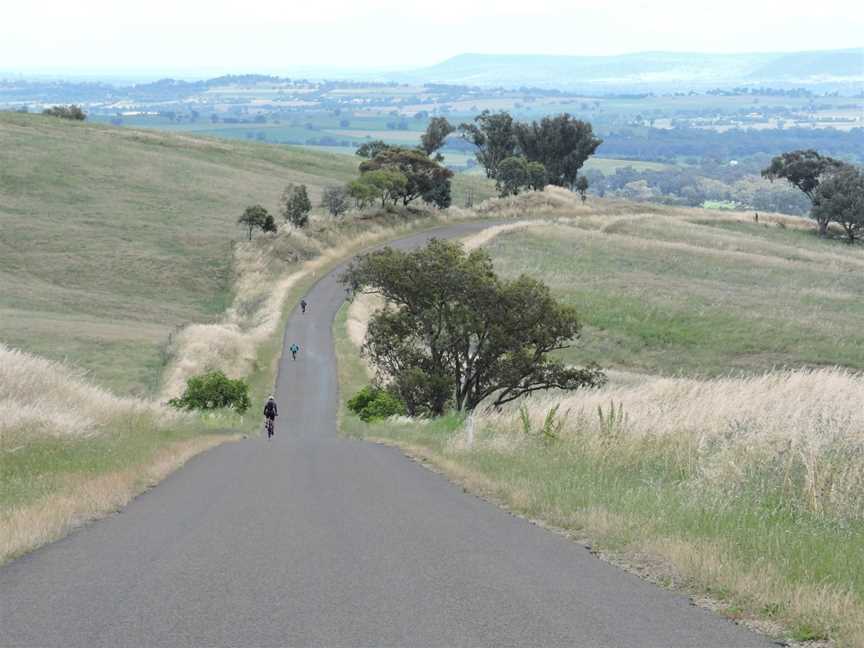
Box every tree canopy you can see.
[496,156,530,196]
[348,169,408,208]
[280,184,312,227]
[762,150,845,200]
[762,150,853,236]
[321,185,350,217]
[42,105,86,120]
[237,204,272,240]
[527,161,548,192]
[341,239,605,415]
[459,111,517,181]
[514,114,602,189]
[812,165,864,244]
[420,117,454,158]
[358,147,453,208]
[460,110,599,193]
[356,140,393,159]
[574,176,589,202]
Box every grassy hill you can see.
[0,113,491,395]
[484,212,864,376]
[335,191,864,644]
[0,112,495,564]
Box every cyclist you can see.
[263,395,278,439]
[290,343,300,360]
[300,299,308,314]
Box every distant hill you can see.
[392,49,864,92]
[747,49,864,79]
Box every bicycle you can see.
[265,417,275,438]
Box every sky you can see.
[3,0,862,76]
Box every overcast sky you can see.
[4,0,862,76]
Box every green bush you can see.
[347,385,406,422]
[168,370,251,413]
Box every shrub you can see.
[347,385,406,422]
[280,184,312,228]
[321,185,350,217]
[168,370,250,413]
[42,105,86,120]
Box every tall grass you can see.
[160,195,555,400]
[475,370,864,521]
[0,344,174,444]
[334,202,864,645]
[461,371,864,644]
[0,188,526,563]
[0,344,233,563]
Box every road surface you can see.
[0,222,774,647]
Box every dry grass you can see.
[160,221,420,398]
[160,192,556,399]
[0,111,359,395]
[0,177,507,564]
[335,193,864,645]
[459,219,546,251]
[0,344,175,444]
[0,434,228,564]
[0,115,493,565]
[646,537,864,646]
[346,293,384,378]
[0,343,238,565]
[471,368,864,521]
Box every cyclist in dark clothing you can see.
[300,299,308,314]
[263,395,278,439]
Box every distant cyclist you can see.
[263,395,278,439]
[300,299,308,314]
[290,343,300,360]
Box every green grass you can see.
[0,417,229,511]
[701,199,738,210]
[584,157,675,174]
[0,112,358,395]
[481,218,864,376]
[332,211,864,644]
[0,113,495,562]
[334,303,864,646]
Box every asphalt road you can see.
[0,222,774,647]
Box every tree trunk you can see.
[818,219,829,237]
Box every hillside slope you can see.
[0,113,359,394]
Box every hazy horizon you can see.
[4,0,863,77]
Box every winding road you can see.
[0,223,774,647]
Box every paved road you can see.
[0,223,774,647]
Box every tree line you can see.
[346,110,601,204]
[598,127,863,164]
[459,111,601,197]
[237,109,604,239]
[762,150,864,243]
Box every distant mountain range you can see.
[388,49,864,92]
